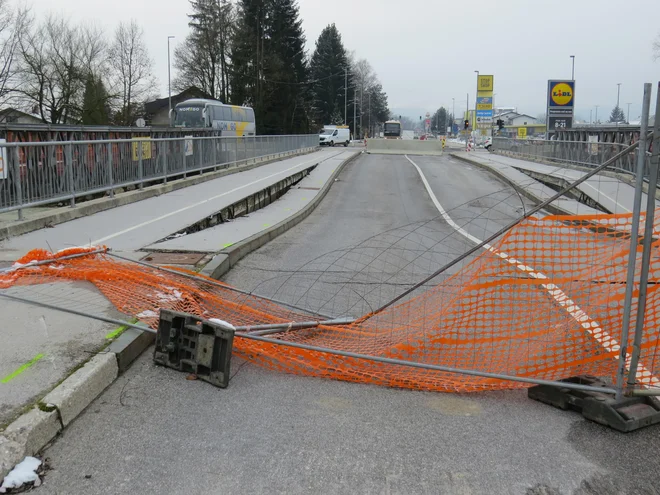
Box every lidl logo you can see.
[551,83,573,106]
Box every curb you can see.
[0,150,359,479]
[0,148,317,240]
[202,150,361,279]
[449,153,572,216]
[0,324,151,479]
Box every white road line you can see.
[583,181,631,213]
[92,153,342,245]
[405,154,658,387]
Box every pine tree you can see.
[308,24,355,131]
[609,105,626,123]
[174,0,234,101]
[81,75,110,125]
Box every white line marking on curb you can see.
[405,154,658,387]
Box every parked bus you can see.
[383,120,402,139]
[170,99,256,136]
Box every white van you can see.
[319,126,350,147]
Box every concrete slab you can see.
[3,407,61,457]
[484,153,644,214]
[451,152,602,216]
[0,149,340,256]
[0,282,120,427]
[148,151,357,252]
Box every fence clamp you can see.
[528,376,660,432]
[154,310,235,388]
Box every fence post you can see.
[138,140,144,190]
[213,136,218,171]
[615,83,652,400]
[107,142,114,199]
[12,147,23,220]
[234,138,238,168]
[182,138,187,179]
[244,136,248,166]
[65,143,75,208]
[626,82,660,393]
[163,141,168,184]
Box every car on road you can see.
[319,126,350,147]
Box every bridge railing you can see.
[0,134,318,219]
[492,137,651,179]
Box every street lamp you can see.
[594,105,600,124]
[570,55,575,80]
[627,103,632,123]
[616,83,622,109]
[452,97,455,135]
[474,70,479,130]
[168,36,175,118]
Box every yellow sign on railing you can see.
[517,127,527,138]
[132,138,152,161]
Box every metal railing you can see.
[0,134,318,219]
[493,137,651,179]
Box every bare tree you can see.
[16,16,106,123]
[0,0,29,105]
[654,32,660,61]
[109,20,155,125]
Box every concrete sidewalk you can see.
[462,152,643,214]
[0,149,360,479]
[451,151,603,216]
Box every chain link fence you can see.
[0,134,318,218]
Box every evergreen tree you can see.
[174,0,234,101]
[308,24,356,131]
[609,105,626,123]
[431,107,449,133]
[81,75,110,125]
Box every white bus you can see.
[170,99,256,136]
[383,120,402,139]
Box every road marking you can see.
[583,182,631,213]
[91,154,331,245]
[1,353,44,383]
[405,154,658,387]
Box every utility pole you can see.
[167,36,175,120]
[474,70,479,136]
[452,97,455,136]
[595,105,599,124]
[590,109,593,124]
[616,83,622,110]
[627,103,632,123]
[344,66,347,125]
[368,92,371,139]
[360,79,363,139]
[466,92,469,148]
[353,87,356,142]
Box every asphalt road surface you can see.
[35,153,660,495]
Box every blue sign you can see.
[476,97,492,104]
[476,110,493,118]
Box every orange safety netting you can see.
[2,210,660,393]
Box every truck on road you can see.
[319,125,350,147]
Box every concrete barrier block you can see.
[42,353,118,427]
[3,408,61,457]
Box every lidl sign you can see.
[548,80,575,108]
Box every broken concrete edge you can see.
[0,325,154,480]
[0,147,318,240]
[449,153,572,217]
[205,150,361,280]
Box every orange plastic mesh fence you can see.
[2,210,660,393]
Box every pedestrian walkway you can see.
[451,151,609,216]
[476,153,643,214]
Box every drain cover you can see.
[141,252,206,265]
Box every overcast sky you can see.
[28,0,660,122]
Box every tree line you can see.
[0,0,155,126]
[175,0,390,136]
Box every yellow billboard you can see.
[477,75,494,92]
[517,127,527,138]
[132,137,152,161]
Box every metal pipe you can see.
[0,248,107,274]
[631,389,660,397]
[106,252,336,319]
[0,292,156,335]
[365,131,654,320]
[626,82,660,393]
[235,331,617,394]
[238,317,356,335]
[615,83,651,400]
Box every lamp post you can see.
[616,83,622,109]
[627,103,632,123]
[452,97,455,136]
[474,70,479,131]
[570,55,575,80]
[167,36,175,118]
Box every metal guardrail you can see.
[492,137,651,178]
[0,134,318,219]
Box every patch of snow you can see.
[47,264,65,270]
[56,245,97,254]
[137,310,159,318]
[154,289,183,303]
[0,456,42,493]
[208,318,236,330]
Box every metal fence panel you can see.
[0,134,317,217]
